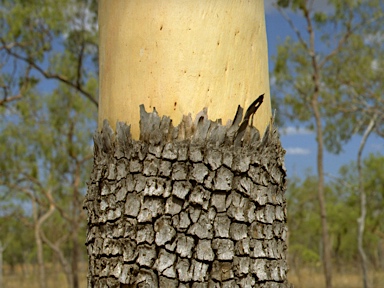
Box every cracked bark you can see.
[84,105,291,287]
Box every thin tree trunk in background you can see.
[32,200,47,288]
[313,98,332,288]
[305,5,333,287]
[33,189,55,288]
[0,241,4,288]
[357,117,376,288]
[40,231,73,287]
[71,162,81,288]
[71,235,79,288]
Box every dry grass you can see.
[289,267,384,288]
[2,263,87,288]
[3,263,384,287]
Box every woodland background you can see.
[0,0,383,287]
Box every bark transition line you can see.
[84,104,290,287]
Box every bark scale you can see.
[84,106,290,287]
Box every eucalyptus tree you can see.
[273,0,383,286]
[0,85,96,287]
[84,1,290,287]
[333,154,384,271]
[0,1,99,287]
[0,0,99,109]
[325,13,384,287]
[287,154,384,286]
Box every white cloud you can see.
[285,147,311,155]
[280,126,313,135]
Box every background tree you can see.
[325,10,384,286]
[286,154,384,286]
[0,0,98,109]
[0,0,98,287]
[0,87,95,287]
[273,0,383,287]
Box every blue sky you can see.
[264,3,383,179]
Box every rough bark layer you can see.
[84,105,290,287]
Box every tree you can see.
[273,0,383,287]
[324,10,384,287]
[0,1,99,287]
[331,153,384,274]
[0,241,6,288]
[84,1,290,287]
[285,175,321,285]
[286,154,384,286]
[0,86,95,287]
[0,0,98,109]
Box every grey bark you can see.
[84,105,290,287]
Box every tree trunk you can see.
[84,106,289,287]
[357,118,376,288]
[40,231,73,288]
[306,6,332,286]
[0,241,4,288]
[32,198,47,288]
[71,162,82,288]
[85,1,290,286]
[98,0,271,138]
[311,96,332,288]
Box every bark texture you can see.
[84,105,290,287]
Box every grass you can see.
[3,263,384,287]
[289,266,384,288]
[2,263,87,288]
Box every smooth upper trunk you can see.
[98,0,271,138]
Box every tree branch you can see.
[275,4,310,51]
[0,39,98,107]
[319,10,353,69]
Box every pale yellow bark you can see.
[99,0,271,139]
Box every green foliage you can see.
[0,83,95,239]
[273,0,384,153]
[313,12,327,26]
[290,243,320,265]
[0,0,98,107]
[276,0,306,11]
[0,0,98,278]
[287,176,321,263]
[287,153,384,266]
[0,213,36,268]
